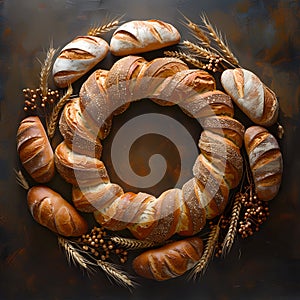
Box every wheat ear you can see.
[39,46,57,98]
[222,193,242,256]
[190,224,220,279]
[164,50,205,68]
[46,84,73,139]
[200,14,239,66]
[96,260,136,290]
[58,236,96,274]
[88,15,124,36]
[111,236,160,250]
[14,169,30,190]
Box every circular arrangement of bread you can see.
[16,17,283,285]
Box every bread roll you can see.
[59,97,102,158]
[16,116,55,183]
[244,126,283,201]
[27,186,88,236]
[53,36,109,88]
[110,19,180,56]
[221,68,279,126]
[132,237,203,281]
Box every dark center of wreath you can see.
[102,98,202,197]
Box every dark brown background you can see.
[0,0,299,299]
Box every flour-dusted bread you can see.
[110,19,181,56]
[53,36,109,88]
[221,68,279,126]
[244,126,283,201]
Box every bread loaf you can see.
[132,237,203,281]
[59,97,102,158]
[16,116,55,183]
[110,19,181,56]
[27,186,88,236]
[221,68,279,126]
[244,126,283,201]
[53,36,109,88]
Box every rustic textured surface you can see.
[0,0,299,299]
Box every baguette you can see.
[132,237,203,281]
[27,186,88,236]
[244,126,283,201]
[16,116,55,183]
[53,36,109,88]
[221,68,279,126]
[110,19,180,56]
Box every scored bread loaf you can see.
[110,19,181,56]
[16,116,55,183]
[132,237,203,281]
[27,186,88,236]
[53,36,109,88]
[244,126,283,201]
[221,68,279,126]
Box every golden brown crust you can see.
[132,237,203,281]
[54,141,109,187]
[244,126,283,201]
[59,97,102,158]
[17,116,55,183]
[27,186,88,236]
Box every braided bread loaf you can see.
[55,56,245,243]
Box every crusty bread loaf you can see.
[54,141,109,187]
[16,116,55,183]
[27,186,88,236]
[221,68,279,126]
[244,126,283,201]
[110,19,181,56]
[53,36,109,88]
[132,237,203,281]
[59,97,102,158]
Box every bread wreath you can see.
[55,55,245,243]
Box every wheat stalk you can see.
[164,50,205,69]
[111,236,159,250]
[183,40,216,58]
[190,224,220,279]
[46,84,73,139]
[58,236,96,274]
[39,46,57,98]
[96,260,136,290]
[14,169,30,190]
[200,14,239,66]
[88,15,123,36]
[222,194,242,256]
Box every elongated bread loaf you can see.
[16,116,55,183]
[53,36,109,88]
[132,237,203,281]
[27,186,88,236]
[221,68,279,126]
[110,19,181,56]
[244,126,283,201]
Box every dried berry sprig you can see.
[77,226,129,264]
